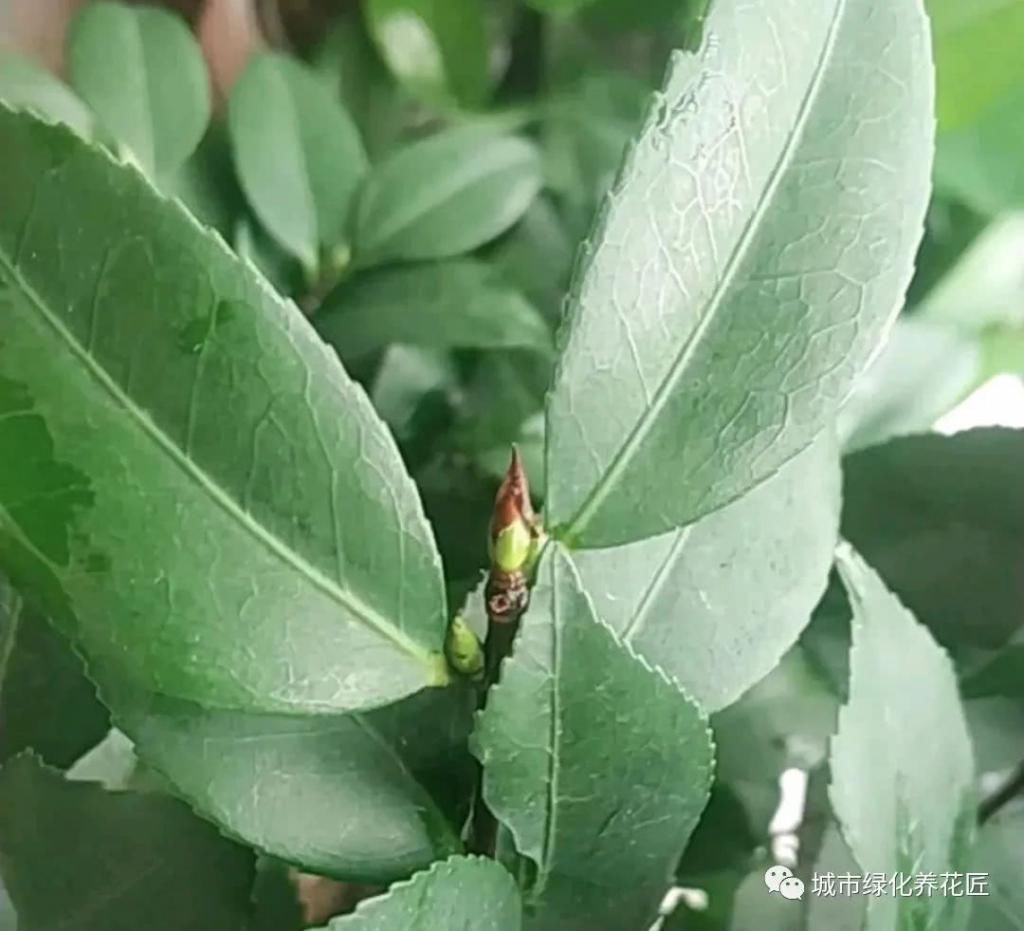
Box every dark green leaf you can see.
[805,825,865,931]
[229,52,367,272]
[167,124,245,238]
[353,127,542,268]
[0,584,108,769]
[318,260,551,358]
[67,2,210,176]
[545,0,935,547]
[0,107,448,714]
[928,0,1024,131]
[473,544,714,931]
[364,0,490,109]
[0,51,94,137]
[250,859,304,931]
[574,433,839,711]
[488,197,574,323]
[829,546,976,931]
[842,429,1024,651]
[965,697,1024,776]
[100,676,469,882]
[0,753,254,931]
[316,856,520,930]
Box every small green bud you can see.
[445,615,484,680]
[492,518,533,573]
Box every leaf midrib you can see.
[0,245,438,674]
[559,0,849,540]
[362,139,533,255]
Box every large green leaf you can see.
[473,545,714,931]
[574,433,839,711]
[67,2,210,176]
[364,0,490,109]
[829,546,976,931]
[0,51,94,138]
[0,754,254,931]
[100,679,467,881]
[0,106,448,714]
[317,260,551,358]
[316,856,521,929]
[0,585,108,768]
[353,127,542,268]
[544,0,934,548]
[228,53,367,272]
[842,429,1024,651]
[928,0,1024,131]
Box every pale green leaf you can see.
[574,433,839,711]
[545,0,935,547]
[317,260,551,358]
[829,545,977,931]
[100,679,467,881]
[970,803,1024,930]
[473,545,714,931]
[353,127,542,268]
[0,106,448,714]
[0,754,254,931]
[67,2,210,175]
[229,52,367,271]
[838,319,980,452]
[0,51,94,137]
[928,0,1024,130]
[365,0,490,109]
[317,856,521,929]
[934,86,1024,214]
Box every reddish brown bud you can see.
[489,447,538,573]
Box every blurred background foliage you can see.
[1,1,1023,928]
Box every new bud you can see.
[489,447,538,574]
[445,614,484,680]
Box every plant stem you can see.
[979,759,1024,824]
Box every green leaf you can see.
[67,2,210,176]
[917,214,1024,329]
[838,318,980,452]
[0,51,94,137]
[0,753,254,931]
[229,52,367,272]
[473,544,714,931]
[316,855,521,929]
[0,106,448,714]
[318,260,552,358]
[928,0,1024,131]
[934,87,1024,215]
[353,127,542,268]
[364,0,490,109]
[970,802,1024,930]
[829,545,976,931]
[574,433,839,711]
[0,585,108,769]
[544,0,935,548]
[842,429,1024,651]
[99,679,467,881]
[488,197,574,323]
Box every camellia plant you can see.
[1,0,1023,929]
